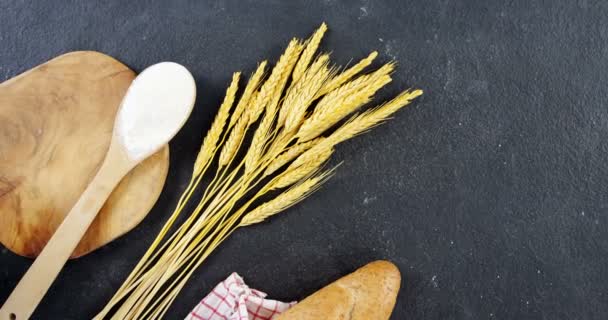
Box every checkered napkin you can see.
[185,273,296,320]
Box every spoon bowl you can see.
[116,62,196,161]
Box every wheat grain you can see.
[229,62,267,128]
[272,146,333,189]
[239,172,331,227]
[243,41,304,171]
[328,89,423,145]
[320,51,378,95]
[307,62,394,120]
[280,55,331,130]
[193,72,241,175]
[267,43,305,115]
[219,113,249,166]
[318,62,395,108]
[265,137,323,176]
[296,69,393,142]
[247,39,303,125]
[262,129,293,161]
[266,89,422,196]
[320,62,394,105]
[244,109,276,172]
[292,23,328,83]
[278,54,330,125]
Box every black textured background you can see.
[2,1,608,319]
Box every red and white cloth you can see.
[186,273,296,320]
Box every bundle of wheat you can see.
[95,23,422,320]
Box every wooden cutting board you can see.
[0,51,170,258]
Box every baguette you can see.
[276,260,401,320]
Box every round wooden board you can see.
[0,51,170,258]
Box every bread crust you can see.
[276,260,401,320]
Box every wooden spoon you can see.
[0,62,196,320]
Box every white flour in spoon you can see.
[115,62,196,160]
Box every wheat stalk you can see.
[282,56,332,132]
[229,62,267,128]
[219,113,249,166]
[244,107,276,172]
[97,23,423,320]
[193,72,241,175]
[297,65,394,141]
[292,22,327,82]
[320,51,378,95]
[267,42,305,115]
[247,39,303,125]
[243,40,304,171]
[272,146,333,189]
[327,89,423,146]
[278,54,330,126]
[265,137,323,176]
[240,172,331,227]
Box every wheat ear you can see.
[244,41,304,172]
[279,54,331,130]
[193,72,241,175]
[267,42,305,117]
[219,113,249,166]
[297,64,394,142]
[247,39,303,125]
[265,137,323,176]
[328,89,423,145]
[292,22,328,83]
[272,146,333,189]
[244,108,277,172]
[229,62,267,128]
[320,51,378,95]
[279,55,331,132]
[239,171,332,227]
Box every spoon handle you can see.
[0,145,132,320]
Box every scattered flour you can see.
[430,275,439,288]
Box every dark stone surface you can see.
[2,0,608,319]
